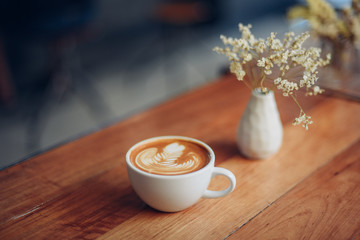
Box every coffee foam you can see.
[130,139,210,175]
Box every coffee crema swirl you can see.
[130,139,210,175]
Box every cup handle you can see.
[202,167,236,199]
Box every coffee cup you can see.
[126,136,236,212]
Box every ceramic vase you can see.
[237,88,283,159]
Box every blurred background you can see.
[0,0,294,169]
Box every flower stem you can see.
[260,71,267,92]
[242,79,253,90]
[290,94,304,115]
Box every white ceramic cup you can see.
[126,136,236,212]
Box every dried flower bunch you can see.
[213,24,331,129]
[288,0,360,48]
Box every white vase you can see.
[237,88,283,159]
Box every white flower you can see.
[214,23,330,129]
[292,113,313,130]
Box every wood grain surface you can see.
[227,140,360,240]
[1,75,359,239]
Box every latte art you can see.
[130,139,210,175]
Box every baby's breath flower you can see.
[274,77,281,84]
[276,79,299,96]
[257,58,266,67]
[230,61,246,80]
[214,23,330,129]
[306,85,325,96]
[313,86,324,95]
[288,0,359,72]
[292,112,313,130]
[288,0,360,47]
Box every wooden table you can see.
[1,75,360,239]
